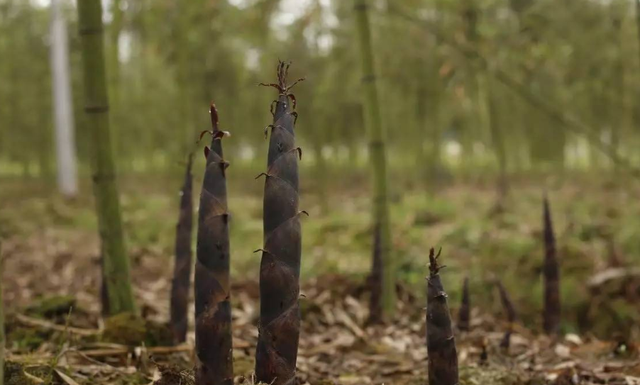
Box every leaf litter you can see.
[2,182,640,384]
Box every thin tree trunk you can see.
[170,155,193,344]
[461,0,479,177]
[51,0,78,198]
[484,76,508,197]
[108,0,123,93]
[108,0,123,161]
[308,108,328,213]
[176,1,194,154]
[354,0,395,319]
[612,11,627,172]
[637,0,640,67]
[77,0,136,315]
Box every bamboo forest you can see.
[1,0,640,384]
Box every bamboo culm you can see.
[255,61,305,385]
[194,104,233,385]
[354,0,395,319]
[77,0,136,315]
[170,154,193,344]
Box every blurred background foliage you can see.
[1,0,638,181]
[1,0,639,335]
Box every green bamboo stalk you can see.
[176,2,194,154]
[387,5,638,175]
[77,0,136,315]
[637,0,640,67]
[354,0,395,319]
[483,76,508,196]
[108,0,123,92]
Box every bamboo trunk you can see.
[543,196,561,334]
[255,61,304,385]
[637,0,640,67]
[426,248,458,385]
[77,0,136,315]
[354,0,395,319]
[170,155,193,344]
[484,76,508,197]
[195,104,233,385]
[50,0,78,198]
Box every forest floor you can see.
[1,173,639,384]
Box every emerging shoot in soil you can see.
[543,195,561,335]
[194,104,233,385]
[0,239,4,385]
[497,280,517,349]
[426,248,458,385]
[255,61,304,385]
[368,223,383,324]
[170,154,193,344]
[458,277,470,332]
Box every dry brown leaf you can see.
[54,369,82,385]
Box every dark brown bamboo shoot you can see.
[170,154,193,344]
[496,280,517,349]
[457,277,470,332]
[496,280,517,324]
[543,195,561,334]
[194,104,233,385]
[255,61,304,385]
[0,238,4,385]
[426,248,458,385]
[368,223,383,324]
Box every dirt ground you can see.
[2,177,640,384]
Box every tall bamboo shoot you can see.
[255,61,304,385]
[170,155,193,344]
[195,104,233,385]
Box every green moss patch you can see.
[26,295,76,319]
[102,312,173,347]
